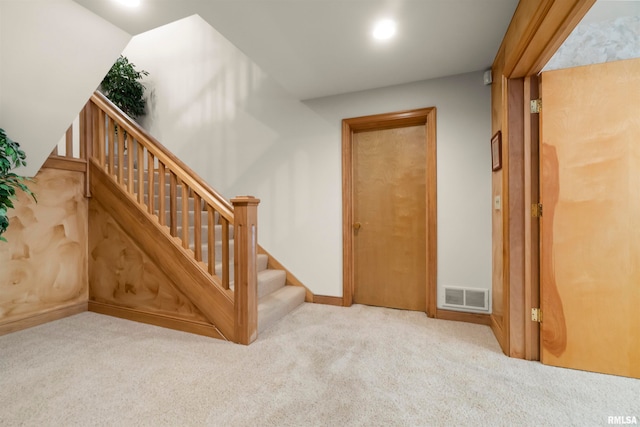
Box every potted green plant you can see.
[0,128,36,242]
[100,55,149,119]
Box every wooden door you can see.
[352,125,426,311]
[540,58,640,378]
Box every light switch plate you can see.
[494,195,501,210]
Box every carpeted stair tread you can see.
[191,237,234,257]
[258,286,306,333]
[257,254,268,272]
[257,269,286,299]
[226,264,285,295]
[176,224,235,243]
[135,165,302,336]
[152,195,201,211]
[169,209,209,225]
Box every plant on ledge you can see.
[100,55,149,119]
[0,128,36,242]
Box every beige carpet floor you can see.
[0,304,637,426]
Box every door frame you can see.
[523,74,540,361]
[490,0,596,358]
[341,107,437,317]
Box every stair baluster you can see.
[83,91,261,343]
[47,91,306,343]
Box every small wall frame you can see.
[491,131,502,171]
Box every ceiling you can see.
[73,0,519,100]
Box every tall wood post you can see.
[231,196,260,345]
[81,101,94,198]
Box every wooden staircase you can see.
[62,91,306,344]
[146,171,305,332]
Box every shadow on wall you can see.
[122,14,342,293]
[121,14,493,298]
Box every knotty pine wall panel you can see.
[0,168,88,325]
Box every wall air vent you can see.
[443,287,489,312]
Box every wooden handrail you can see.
[90,91,234,221]
[80,91,259,343]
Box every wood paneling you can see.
[0,168,88,330]
[540,58,640,378]
[342,108,437,316]
[89,199,209,323]
[89,160,235,340]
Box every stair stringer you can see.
[89,160,235,340]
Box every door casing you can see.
[490,0,596,358]
[342,107,437,316]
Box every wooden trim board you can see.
[0,302,88,336]
[508,78,526,359]
[490,313,508,352]
[89,301,225,340]
[313,295,344,306]
[497,0,596,78]
[436,309,491,326]
[342,107,437,316]
[42,156,87,172]
[523,75,540,361]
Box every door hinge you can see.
[531,203,543,218]
[531,308,542,323]
[530,99,542,114]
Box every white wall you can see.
[306,74,492,308]
[124,15,342,296]
[123,15,492,307]
[0,0,131,176]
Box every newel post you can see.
[81,100,94,198]
[231,196,260,345]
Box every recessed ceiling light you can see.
[373,19,396,41]
[114,0,141,7]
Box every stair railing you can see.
[58,92,259,344]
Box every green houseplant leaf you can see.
[0,128,36,242]
[100,55,149,119]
